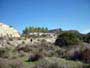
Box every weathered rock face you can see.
[0,23,20,38]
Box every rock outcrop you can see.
[0,23,20,38]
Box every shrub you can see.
[10,60,24,68]
[81,48,90,63]
[83,64,90,68]
[69,51,82,61]
[0,58,24,68]
[16,45,31,52]
[28,53,42,62]
[32,57,84,68]
[32,58,60,68]
[63,46,90,63]
[0,58,11,68]
[0,48,10,58]
[55,32,80,47]
[9,38,13,41]
[83,33,90,43]
[18,51,26,57]
[22,41,25,44]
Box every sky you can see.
[0,0,90,33]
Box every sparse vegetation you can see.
[0,29,90,68]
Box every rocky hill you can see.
[0,23,20,38]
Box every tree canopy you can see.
[23,26,48,35]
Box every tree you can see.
[45,27,48,33]
[23,27,29,35]
[22,26,48,35]
[41,27,44,33]
[29,26,32,32]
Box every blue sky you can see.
[0,0,90,33]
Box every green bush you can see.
[83,33,90,43]
[55,32,80,47]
